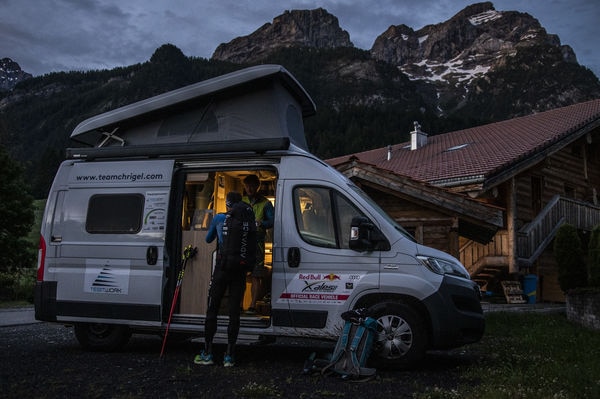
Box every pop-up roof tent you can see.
[67,65,316,159]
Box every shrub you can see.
[589,225,600,287]
[0,146,36,272]
[0,268,35,302]
[554,224,587,291]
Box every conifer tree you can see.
[0,146,35,272]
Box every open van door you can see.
[44,160,174,331]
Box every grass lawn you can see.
[418,311,600,399]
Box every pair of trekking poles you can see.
[160,244,198,359]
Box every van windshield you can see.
[348,182,416,242]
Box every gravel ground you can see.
[1,322,479,398]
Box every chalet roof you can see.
[327,99,600,191]
[335,159,504,242]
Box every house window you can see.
[531,177,543,215]
[564,184,576,199]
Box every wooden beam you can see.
[340,162,504,228]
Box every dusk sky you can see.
[1,0,599,77]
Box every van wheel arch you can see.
[74,323,131,352]
[367,301,429,368]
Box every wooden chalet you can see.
[328,99,600,302]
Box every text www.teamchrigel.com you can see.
[75,172,164,182]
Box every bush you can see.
[589,225,600,287]
[554,224,588,291]
[0,268,35,302]
[0,146,36,272]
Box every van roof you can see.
[68,65,316,157]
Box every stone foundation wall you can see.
[566,292,600,330]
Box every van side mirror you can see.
[349,216,388,252]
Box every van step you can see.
[171,313,271,329]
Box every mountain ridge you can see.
[210,2,594,117]
[1,3,600,198]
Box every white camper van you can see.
[35,65,484,366]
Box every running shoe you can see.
[223,354,235,367]
[194,351,214,365]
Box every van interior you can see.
[176,169,276,321]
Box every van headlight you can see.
[417,256,470,279]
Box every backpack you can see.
[221,201,257,273]
[303,309,378,381]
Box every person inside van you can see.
[195,191,249,367]
[242,174,274,314]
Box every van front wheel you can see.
[74,323,131,352]
[368,302,428,368]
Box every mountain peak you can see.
[211,8,353,63]
[0,58,32,91]
[371,2,575,85]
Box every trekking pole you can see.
[160,245,197,359]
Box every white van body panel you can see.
[43,160,174,325]
[270,154,445,338]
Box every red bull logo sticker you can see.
[278,272,365,304]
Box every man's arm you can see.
[261,200,275,229]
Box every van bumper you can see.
[423,275,484,349]
[34,281,57,322]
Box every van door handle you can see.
[287,247,300,268]
[147,246,158,265]
[51,235,62,243]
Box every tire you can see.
[74,323,131,352]
[368,302,428,368]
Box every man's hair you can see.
[243,174,260,186]
[225,191,242,208]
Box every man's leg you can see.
[250,240,266,310]
[226,274,246,360]
[196,269,226,364]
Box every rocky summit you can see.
[371,2,576,89]
[0,58,32,91]
[211,2,598,117]
[211,8,353,63]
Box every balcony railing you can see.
[517,195,600,267]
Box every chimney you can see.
[410,121,427,150]
[387,145,392,161]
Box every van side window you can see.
[86,194,144,234]
[293,186,364,249]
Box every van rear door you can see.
[48,159,174,325]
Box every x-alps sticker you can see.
[84,259,130,294]
[278,272,365,305]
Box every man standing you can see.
[194,191,254,367]
[242,174,274,313]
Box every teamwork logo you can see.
[84,259,130,294]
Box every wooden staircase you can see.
[462,195,600,294]
[517,195,600,267]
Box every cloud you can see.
[1,0,598,77]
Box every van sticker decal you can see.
[68,160,174,187]
[84,259,130,294]
[278,272,365,305]
[142,191,168,233]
